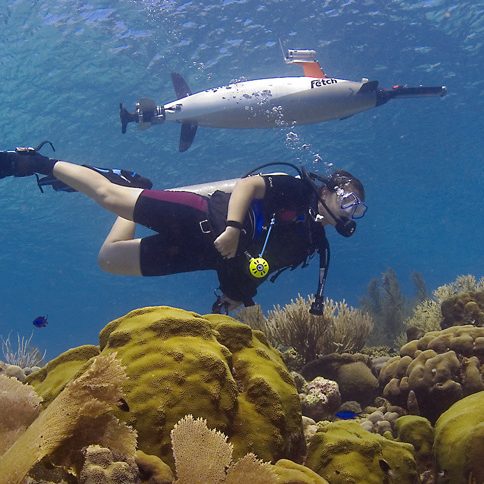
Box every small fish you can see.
[335,410,359,420]
[33,315,48,328]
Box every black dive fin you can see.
[358,80,379,94]
[171,72,192,100]
[179,122,198,152]
[36,166,153,193]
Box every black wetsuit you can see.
[133,174,327,305]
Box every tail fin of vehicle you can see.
[171,72,192,99]
[179,122,198,152]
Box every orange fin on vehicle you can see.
[302,61,326,78]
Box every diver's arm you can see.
[214,176,266,258]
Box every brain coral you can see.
[379,325,484,422]
[29,307,305,468]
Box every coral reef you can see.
[0,353,131,484]
[434,391,484,484]
[359,406,406,437]
[379,325,484,422]
[360,269,427,346]
[26,345,101,405]
[300,377,341,421]
[135,450,174,483]
[301,353,379,406]
[273,459,329,483]
[395,415,434,476]
[170,414,277,484]
[0,375,42,456]
[305,420,419,483]
[79,445,139,483]
[28,307,305,467]
[236,295,373,364]
[3,300,483,483]
[403,275,484,337]
[440,290,484,328]
[0,332,46,369]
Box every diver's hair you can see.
[326,170,365,200]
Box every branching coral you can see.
[170,414,277,484]
[245,295,373,364]
[0,332,45,368]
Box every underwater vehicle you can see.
[120,46,447,151]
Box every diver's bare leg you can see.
[52,161,142,220]
[98,217,142,275]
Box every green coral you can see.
[434,391,484,484]
[305,420,418,483]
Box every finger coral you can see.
[379,325,484,422]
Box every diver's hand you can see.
[214,227,241,259]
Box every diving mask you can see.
[336,188,367,220]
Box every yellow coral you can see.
[0,353,127,484]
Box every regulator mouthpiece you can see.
[335,218,356,237]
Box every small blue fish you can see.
[33,315,48,328]
[335,410,359,420]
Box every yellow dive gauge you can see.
[249,257,269,278]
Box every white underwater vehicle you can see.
[120,47,447,151]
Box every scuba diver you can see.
[0,143,367,314]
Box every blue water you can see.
[0,0,482,359]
